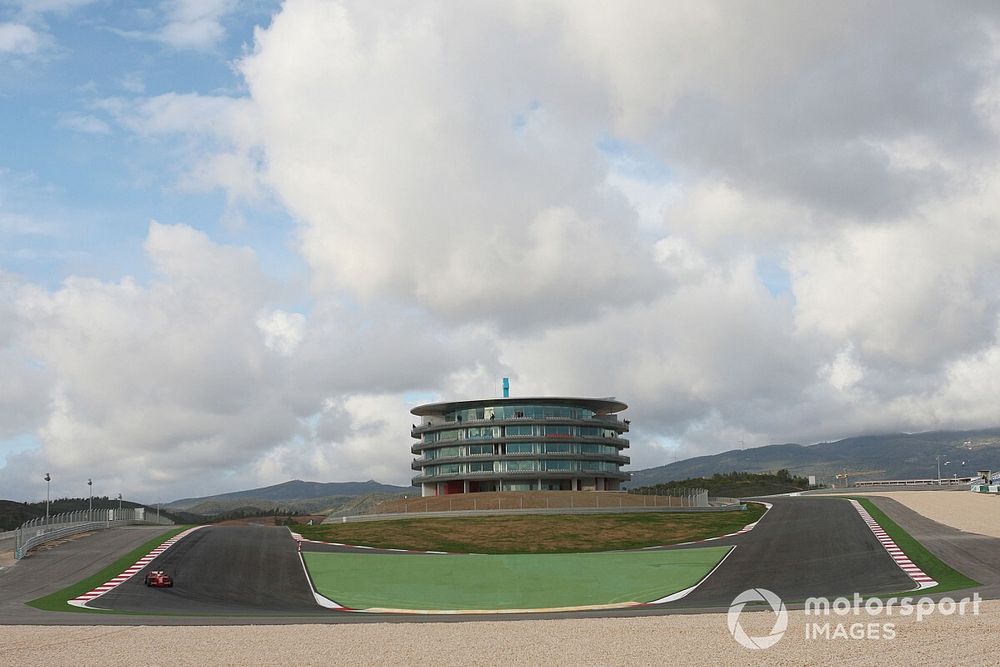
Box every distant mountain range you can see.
[165,480,413,516]
[155,428,1000,516]
[627,428,1000,488]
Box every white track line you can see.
[848,499,937,590]
[647,545,738,604]
[68,526,205,608]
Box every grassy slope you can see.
[850,497,979,595]
[27,526,188,613]
[304,546,731,610]
[296,504,764,554]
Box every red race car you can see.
[144,570,173,588]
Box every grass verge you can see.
[296,504,765,554]
[27,525,190,613]
[304,546,731,610]
[849,497,979,595]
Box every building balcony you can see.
[411,414,629,437]
[411,452,631,470]
[411,435,630,454]
[411,468,631,484]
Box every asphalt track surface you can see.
[92,525,316,614]
[1,495,994,624]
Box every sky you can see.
[2,1,1000,503]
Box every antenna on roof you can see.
[502,377,509,398]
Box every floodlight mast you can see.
[44,473,51,524]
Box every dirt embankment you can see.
[369,490,694,515]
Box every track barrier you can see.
[14,507,173,560]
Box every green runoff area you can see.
[295,503,765,554]
[848,497,979,595]
[27,525,190,613]
[304,546,731,611]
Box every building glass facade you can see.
[410,397,630,496]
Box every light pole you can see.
[117,493,122,513]
[88,478,93,520]
[936,455,942,484]
[44,473,51,524]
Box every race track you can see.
[678,496,913,606]
[0,495,981,623]
[93,525,316,614]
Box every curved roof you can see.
[411,396,627,417]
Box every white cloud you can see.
[56,112,111,134]
[7,1,1000,501]
[0,22,41,54]
[107,0,239,52]
[256,309,305,356]
[158,0,236,51]
[8,0,99,16]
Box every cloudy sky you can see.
[2,0,1000,503]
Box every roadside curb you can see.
[848,499,937,590]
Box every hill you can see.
[628,428,1000,488]
[165,479,414,517]
[629,470,817,497]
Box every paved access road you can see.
[864,495,1000,599]
[0,526,174,624]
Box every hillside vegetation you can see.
[629,428,1000,487]
[165,479,411,517]
[630,470,817,498]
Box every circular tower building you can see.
[410,397,630,496]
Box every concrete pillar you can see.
[463,480,469,494]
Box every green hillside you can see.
[628,428,1000,488]
[629,470,817,497]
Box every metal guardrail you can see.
[14,507,173,559]
[853,477,976,487]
